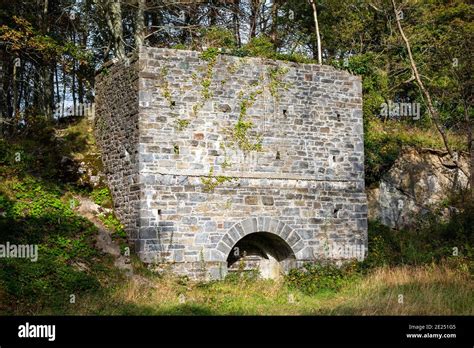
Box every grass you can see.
[366,117,467,152]
[317,262,473,315]
[364,117,468,186]
[19,260,471,316]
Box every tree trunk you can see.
[391,0,469,180]
[135,0,146,49]
[41,0,53,118]
[249,0,260,39]
[55,64,60,115]
[105,0,126,60]
[209,0,218,26]
[13,56,19,121]
[308,0,322,65]
[464,103,474,200]
[270,0,278,48]
[232,0,241,47]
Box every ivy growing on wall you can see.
[267,67,291,102]
[158,67,174,109]
[172,50,291,190]
[190,47,220,117]
[200,167,236,192]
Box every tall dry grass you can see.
[68,262,473,316]
[316,263,473,315]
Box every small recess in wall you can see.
[174,144,179,155]
[333,155,336,162]
[333,208,339,218]
[157,209,162,216]
[337,113,341,121]
[276,150,281,160]
[171,101,176,107]
[283,109,288,117]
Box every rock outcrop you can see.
[367,147,469,228]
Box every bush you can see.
[90,187,112,208]
[363,210,474,268]
[241,36,276,59]
[200,26,237,49]
[98,212,126,238]
[286,262,359,295]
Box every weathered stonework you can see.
[95,47,368,279]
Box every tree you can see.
[308,0,321,64]
[391,0,471,188]
[100,0,125,60]
[135,0,146,49]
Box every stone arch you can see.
[214,217,305,262]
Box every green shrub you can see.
[286,262,359,295]
[241,35,276,59]
[200,26,236,49]
[98,213,126,238]
[90,187,112,208]
[224,269,260,284]
[363,209,474,268]
[0,172,104,313]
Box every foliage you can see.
[364,117,467,187]
[90,187,112,208]
[159,67,174,108]
[363,207,474,269]
[0,119,120,313]
[241,36,276,59]
[0,16,90,63]
[287,206,474,296]
[175,119,190,131]
[224,269,260,284]
[267,66,290,102]
[98,213,127,239]
[199,27,237,50]
[200,167,235,192]
[232,88,264,152]
[286,262,360,295]
[198,47,220,62]
[0,174,103,310]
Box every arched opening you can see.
[227,232,296,279]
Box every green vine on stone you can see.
[231,87,264,152]
[190,48,220,116]
[201,78,212,99]
[268,66,290,102]
[175,119,190,131]
[219,142,232,169]
[199,47,220,62]
[200,167,235,192]
[159,67,175,109]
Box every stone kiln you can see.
[95,47,368,279]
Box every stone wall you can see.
[95,47,368,279]
[94,57,141,240]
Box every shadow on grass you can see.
[0,116,91,190]
[108,303,218,316]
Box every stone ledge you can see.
[140,169,364,182]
